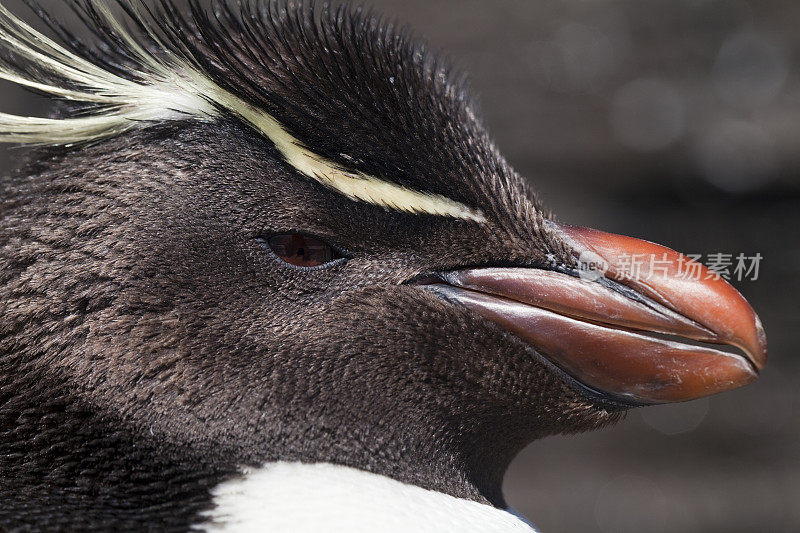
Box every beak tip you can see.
[751,316,768,371]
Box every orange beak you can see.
[421,222,766,404]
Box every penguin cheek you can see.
[350,286,604,416]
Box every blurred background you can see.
[1,1,798,531]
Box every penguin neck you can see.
[250,403,537,508]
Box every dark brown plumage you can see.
[0,2,624,528]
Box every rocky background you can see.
[2,1,798,531]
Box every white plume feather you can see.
[0,1,217,144]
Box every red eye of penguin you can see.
[267,234,342,267]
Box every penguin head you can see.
[0,0,765,498]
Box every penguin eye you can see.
[266,234,343,268]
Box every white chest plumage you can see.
[197,462,537,533]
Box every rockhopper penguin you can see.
[0,1,767,531]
